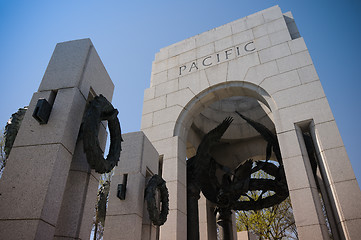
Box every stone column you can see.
[53,136,104,240]
[198,195,217,240]
[0,38,114,239]
[103,132,160,240]
[278,126,330,239]
[310,121,361,239]
[148,136,188,240]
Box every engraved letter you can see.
[244,41,256,52]
[202,56,212,66]
[189,62,198,72]
[236,46,240,56]
[225,49,232,59]
[179,65,187,75]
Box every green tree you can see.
[236,169,298,240]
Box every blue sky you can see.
[1,0,360,186]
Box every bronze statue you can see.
[187,117,233,239]
[187,114,289,240]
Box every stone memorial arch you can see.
[0,5,360,240]
[140,6,361,240]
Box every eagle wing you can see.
[191,117,233,203]
[196,117,233,154]
[235,111,282,163]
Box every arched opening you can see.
[174,81,278,169]
[187,95,274,165]
[174,81,297,239]
[173,81,277,142]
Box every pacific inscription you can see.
[179,41,256,75]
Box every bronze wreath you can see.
[144,174,169,226]
[4,107,28,159]
[82,94,122,174]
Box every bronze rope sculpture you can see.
[234,111,288,210]
[186,114,289,240]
